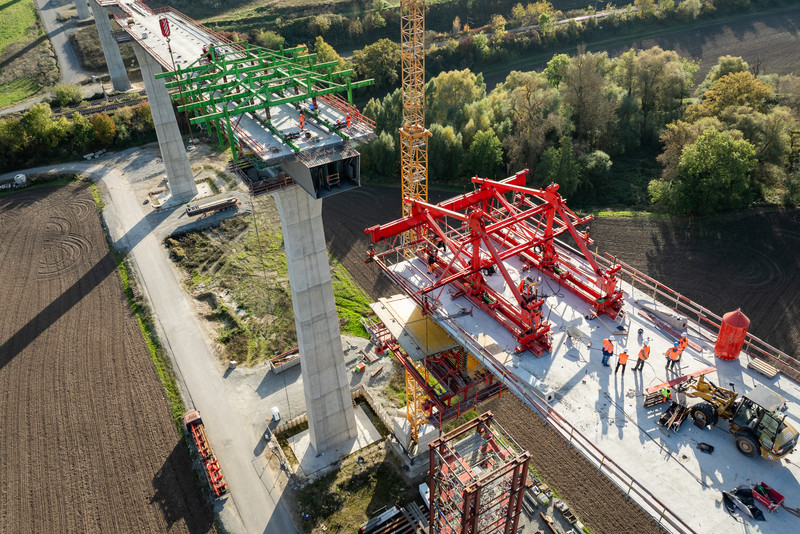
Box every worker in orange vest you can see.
[678,332,689,354]
[601,335,615,366]
[299,111,305,130]
[346,114,351,128]
[615,350,629,374]
[632,340,650,371]
[665,342,681,371]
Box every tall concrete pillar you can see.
[133,44,197,201]
[275,186,358,453]
[74,0,90,20]
[90,0,130,92]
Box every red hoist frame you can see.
[366,170,624,355]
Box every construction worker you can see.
[299,111,305,130]
[678,332,689,354]
[665,342,681,371]
[615,350,629,374]
[660,386,672,402]
[632,340,650,371]
[601,335,615,366]
[517,277,538,306]
[427,249,437,273]
[346,114,351,129]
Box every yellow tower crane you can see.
[399,0,431,443]
[400,0,429,223]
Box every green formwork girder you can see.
[157,41,372,125]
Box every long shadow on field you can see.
[151,440,214,533]
[0,202,174,370]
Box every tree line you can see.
[359,48,800,214]
[0,102,156,172]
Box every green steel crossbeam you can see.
[173,72,362,112]
[183,79,373,124]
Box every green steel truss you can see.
[155,41,372,133]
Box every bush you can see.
[51,83,83,108]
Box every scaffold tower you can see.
[429,412,529,534]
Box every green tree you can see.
[466,130,503,178]
[687,71,772,120]
[70,112,96,152]
[0,118,27,169]
[544,54,570,88]
[502,71,569,171]
[635,0,656,17]
[91,113,117,146]
[23,103,68,149]
[650,128,756,214]
[428,124,465,182]
[51,83,83,108]
[352,38,400,89]
[313,36,347,72]
[361,131,396,179]
[696,55,749,95]
[426,69,486,131]
[253,30,285,50]
[535,136,580,196]
[561,49,618,148]
[132,103,154,137]
[677,0,702,19]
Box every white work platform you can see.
[386,247,800,533]
[106,1,372,165]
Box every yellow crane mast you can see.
[400,0,430,443]
[400,0,430,224]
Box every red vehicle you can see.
[184,411,227,497]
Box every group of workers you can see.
[601,331,688,375]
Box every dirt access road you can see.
[0,182,212,532]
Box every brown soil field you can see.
[0,183,212,533]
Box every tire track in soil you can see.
[0,183,213,533]
[483,395,664,534]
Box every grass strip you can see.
[330,256,372,338]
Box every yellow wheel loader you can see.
[679,375,798,461]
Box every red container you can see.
[714,309,750,361]
[752,482,784,512]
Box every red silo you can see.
[714,309,750,361]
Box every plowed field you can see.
[0,183,212,533]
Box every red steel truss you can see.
[365,171,624,355]
[429,412,529,534]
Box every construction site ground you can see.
[0,182,212,532]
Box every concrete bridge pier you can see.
[74,0,90,20]
[90,0,130,92]
[274,186,358,454]
[132,43,197,201]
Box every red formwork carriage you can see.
[184,411,227,497]
[365,171,624,355]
